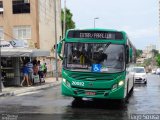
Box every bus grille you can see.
[74,89,107,95]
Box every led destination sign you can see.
[68,31,123,40]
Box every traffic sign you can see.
[92,64,101,72]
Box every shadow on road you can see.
[134,84,147,87]
[71,98,128,110]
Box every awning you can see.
[0,48,50,57]
[30,49,50,57]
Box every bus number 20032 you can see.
[72,81,84,86]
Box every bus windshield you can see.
[64,43,125,73]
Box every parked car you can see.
[133,67,147,84]
[151,69,157,74]
[156,68,160,75]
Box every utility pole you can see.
[0,37,2,92]
[94,17,99,28]
[63,0,66,38]
[54,0,58,81]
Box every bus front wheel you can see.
[74,97,82,101]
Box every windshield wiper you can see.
[104,42,111,51]
[97,42,111,63]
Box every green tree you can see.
[143,58,152,67]
[156,54,160,67]
[61,8,75,34]
[151,49,159,57]
[136,49,143,58]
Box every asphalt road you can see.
[0,74,160,120]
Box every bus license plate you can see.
[86,91,96,95]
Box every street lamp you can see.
[0,37,2,92]
[94,17,99,28]
[54,0,58,81]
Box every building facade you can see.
[136,44,157,64]
[0,0,62,55]
[143,44,156,59]
[144,44,156,54]
[0,0,62,78]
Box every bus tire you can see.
[126,80,129,97]
[144,81,147,84]
[131,77,135,91]
[119,98,128,104]
[74,97,82,101]
[125,80,129,103]
[130,86,134,93]
[130,79,134,94]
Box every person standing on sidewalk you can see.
[44,63,47,77]
[33,63,39,84]
[27,60,33,85]
[37,60,44,83]
[21,63,31,87]
[42,62,47,78]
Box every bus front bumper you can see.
[61,83,125,99]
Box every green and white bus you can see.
[58,29,136,101]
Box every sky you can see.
[61,0,159,50]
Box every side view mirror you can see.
[126,45,129,64]
[57,39,64,60]
[129,48,133,59]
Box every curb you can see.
[0,81,61,97]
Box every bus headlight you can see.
[118,81,124,86]
[63,78,71,87]
[63,78,66,83]
[66,81,71,87]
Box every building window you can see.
[13,26,31,40]
[0,1,2,7]
[12,0,30,14]
[0,27,4,40]
[0,1,3,14]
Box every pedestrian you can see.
[21,62,31,87]
[32,59,38,66]
[44,63,47,77]
[27,59,33,85]
[33,63,39,84]
[37,60,44,83]
[42,63,47,77]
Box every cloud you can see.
[119,26,158,39]
[119,26,159,49]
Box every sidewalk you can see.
[0,77,62,97]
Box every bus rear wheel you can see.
[144,81,147,84]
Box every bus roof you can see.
[66,28,126,34]
[65,28,127,41]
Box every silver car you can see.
[133,67,147,84]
